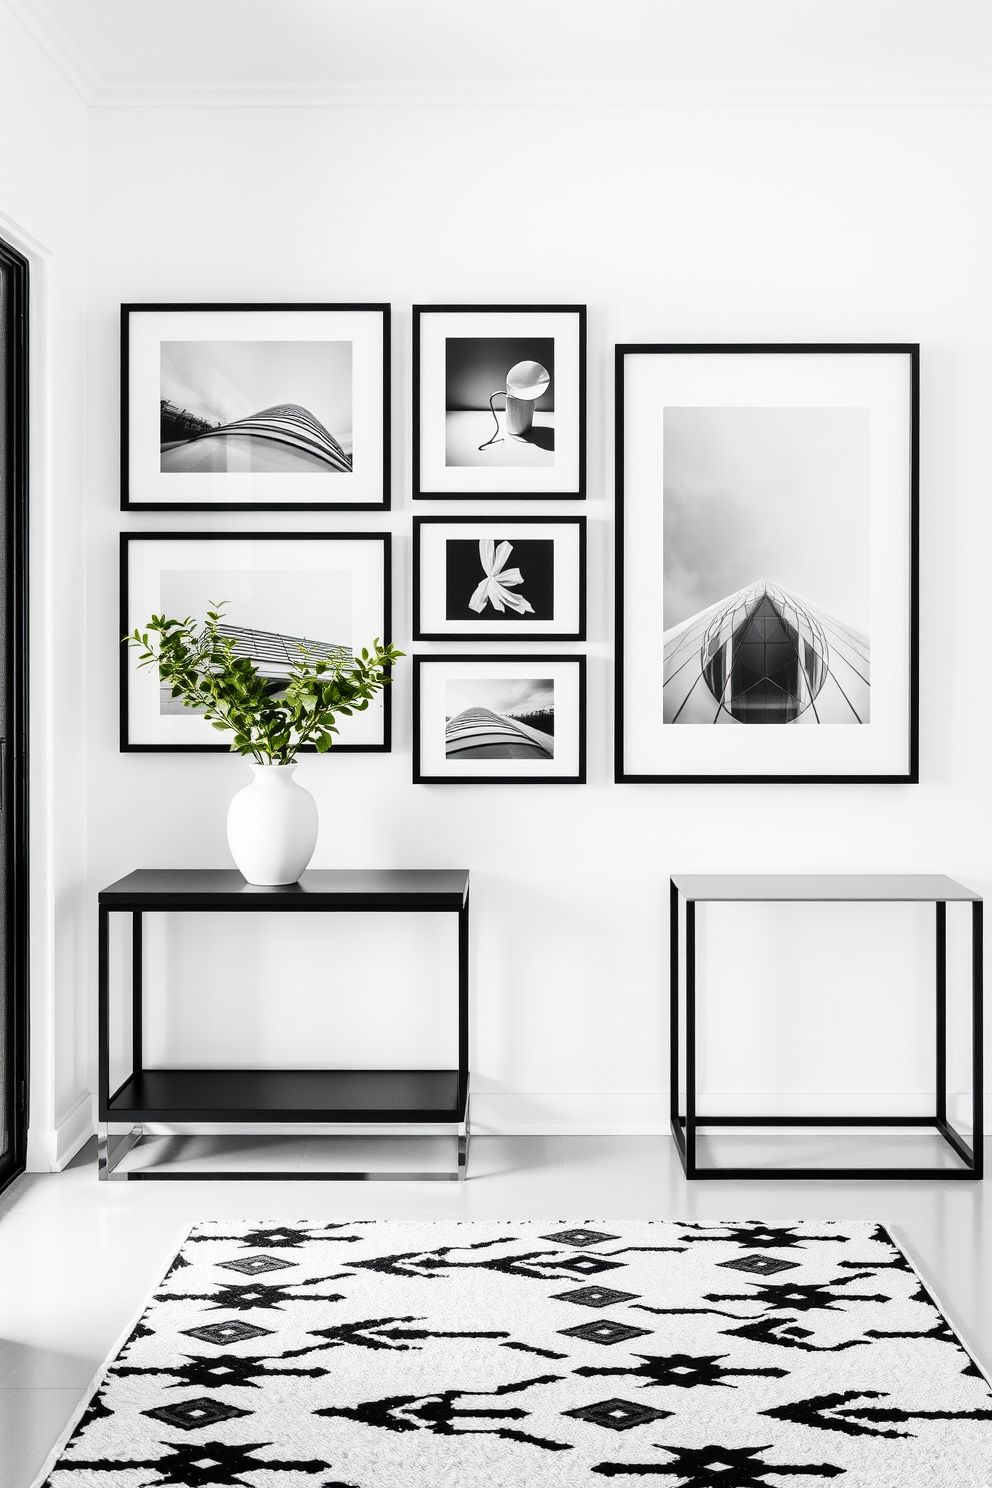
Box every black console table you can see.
[671,874,983,1181]
[97,869,470,1181]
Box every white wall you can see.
[76,97,991,1136]
[0,6,91,1166]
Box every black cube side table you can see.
[670,874,983,1181]
[98,869,470,1181]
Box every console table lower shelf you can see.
[99,1068,470,1182]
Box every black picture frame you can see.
[615,343,919,784]
[121,302,391,511]
[412,304,587,500]
[121,531,392,752]
[412,515,587,641]
[413,654,587,785]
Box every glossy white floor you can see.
[1,1132,990,1488]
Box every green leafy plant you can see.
[127,602,403,764]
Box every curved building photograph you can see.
[662,403,871,726]
[445,677,554,760]
[159,623,352,715]
[160,338,353,474]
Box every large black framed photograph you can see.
[122,532,391,751]
[616,344,919,783]
[413,655,586,784]
[412,305,586,499]
[122,303,390,510]
[413,516,586,641]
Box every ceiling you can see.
[8,0,992,104]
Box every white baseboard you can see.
[26,1091,95,1171]
[468,1090,985,1135]
[36,1089,992,1154]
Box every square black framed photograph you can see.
[121,532,391,751]
[413,655,586,784]
[412,305,586,499]
[413,515,586,641]
[615,343,919,783]
[122,303,390,510]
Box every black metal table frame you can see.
[670,878,984,1181]
[98,871,470,1182]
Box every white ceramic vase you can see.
[226,761,318,886]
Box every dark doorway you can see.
[0,235,29,1197]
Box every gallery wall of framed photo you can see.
[118,304,919,794]
[119,300,592,787]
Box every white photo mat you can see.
[415,657,584,782]
[415,517,584,639]
[124,305,388,508]
[619,348,916,781]
[123,534,389,750]
[415,307,584,496]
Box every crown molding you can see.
[90,77,992,109]
[4,0,101,103]
[4,8,990,115]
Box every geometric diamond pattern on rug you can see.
[39,1220,992,1488]
[718,1254,800,1276]
[216,1254,298,1276]
[550,1285,640,1309]
[542,1228,621,1248]
[559,1319,653,1346]
[141,1396,252,1431]
[180,1320,274,1346]
[563,1397,673,1431]
[552,1255,625,1277]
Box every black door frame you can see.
[0,234,29,1197]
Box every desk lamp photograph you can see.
[479,358,551,450]
[440,331,556,470]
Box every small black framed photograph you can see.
[616,343,919,783]
[412,515,586,641]
[413,655,586,784]
[412,304,586,499]
[121,531,391,751]
[121,303,390,510]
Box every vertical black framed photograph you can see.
[413,515,586,641]
[413,655,586,784]
[616,344,919,783]
[412,305,586,499]
[121,532,391,751]
[122,303,390,510]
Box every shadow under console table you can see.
[98,869,470,1181]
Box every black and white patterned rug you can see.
[37,1220,992,1487]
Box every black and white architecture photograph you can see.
[413,516,586,640]
[159,339,354,473]
[414,655,586,782]
[121,532,390,750]
[4,7,992,1488]
[662,406,871,726]
[445,676,555,759]
[156,564,353,715]
[412,305,587,498]
[122,303,390,509]
[617,344,918,782]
